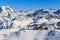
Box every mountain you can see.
[0,6,60,40]
[0,6,60,30]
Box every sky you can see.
[0,0,60,11]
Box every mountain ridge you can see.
[0,6,60,30]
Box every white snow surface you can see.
[0,6,60,40]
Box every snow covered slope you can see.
[0,6,60,40]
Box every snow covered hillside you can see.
[0,6,60,40]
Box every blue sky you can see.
[0,0,60,11]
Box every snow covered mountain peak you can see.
[0,6,14,13]
[0,6,60,40]
[0,6,59,30]
[0,6,18,21]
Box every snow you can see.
[0,29,50,40]
[0,6,60,40]
[37,17,48,24]
[0,29,60,40]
